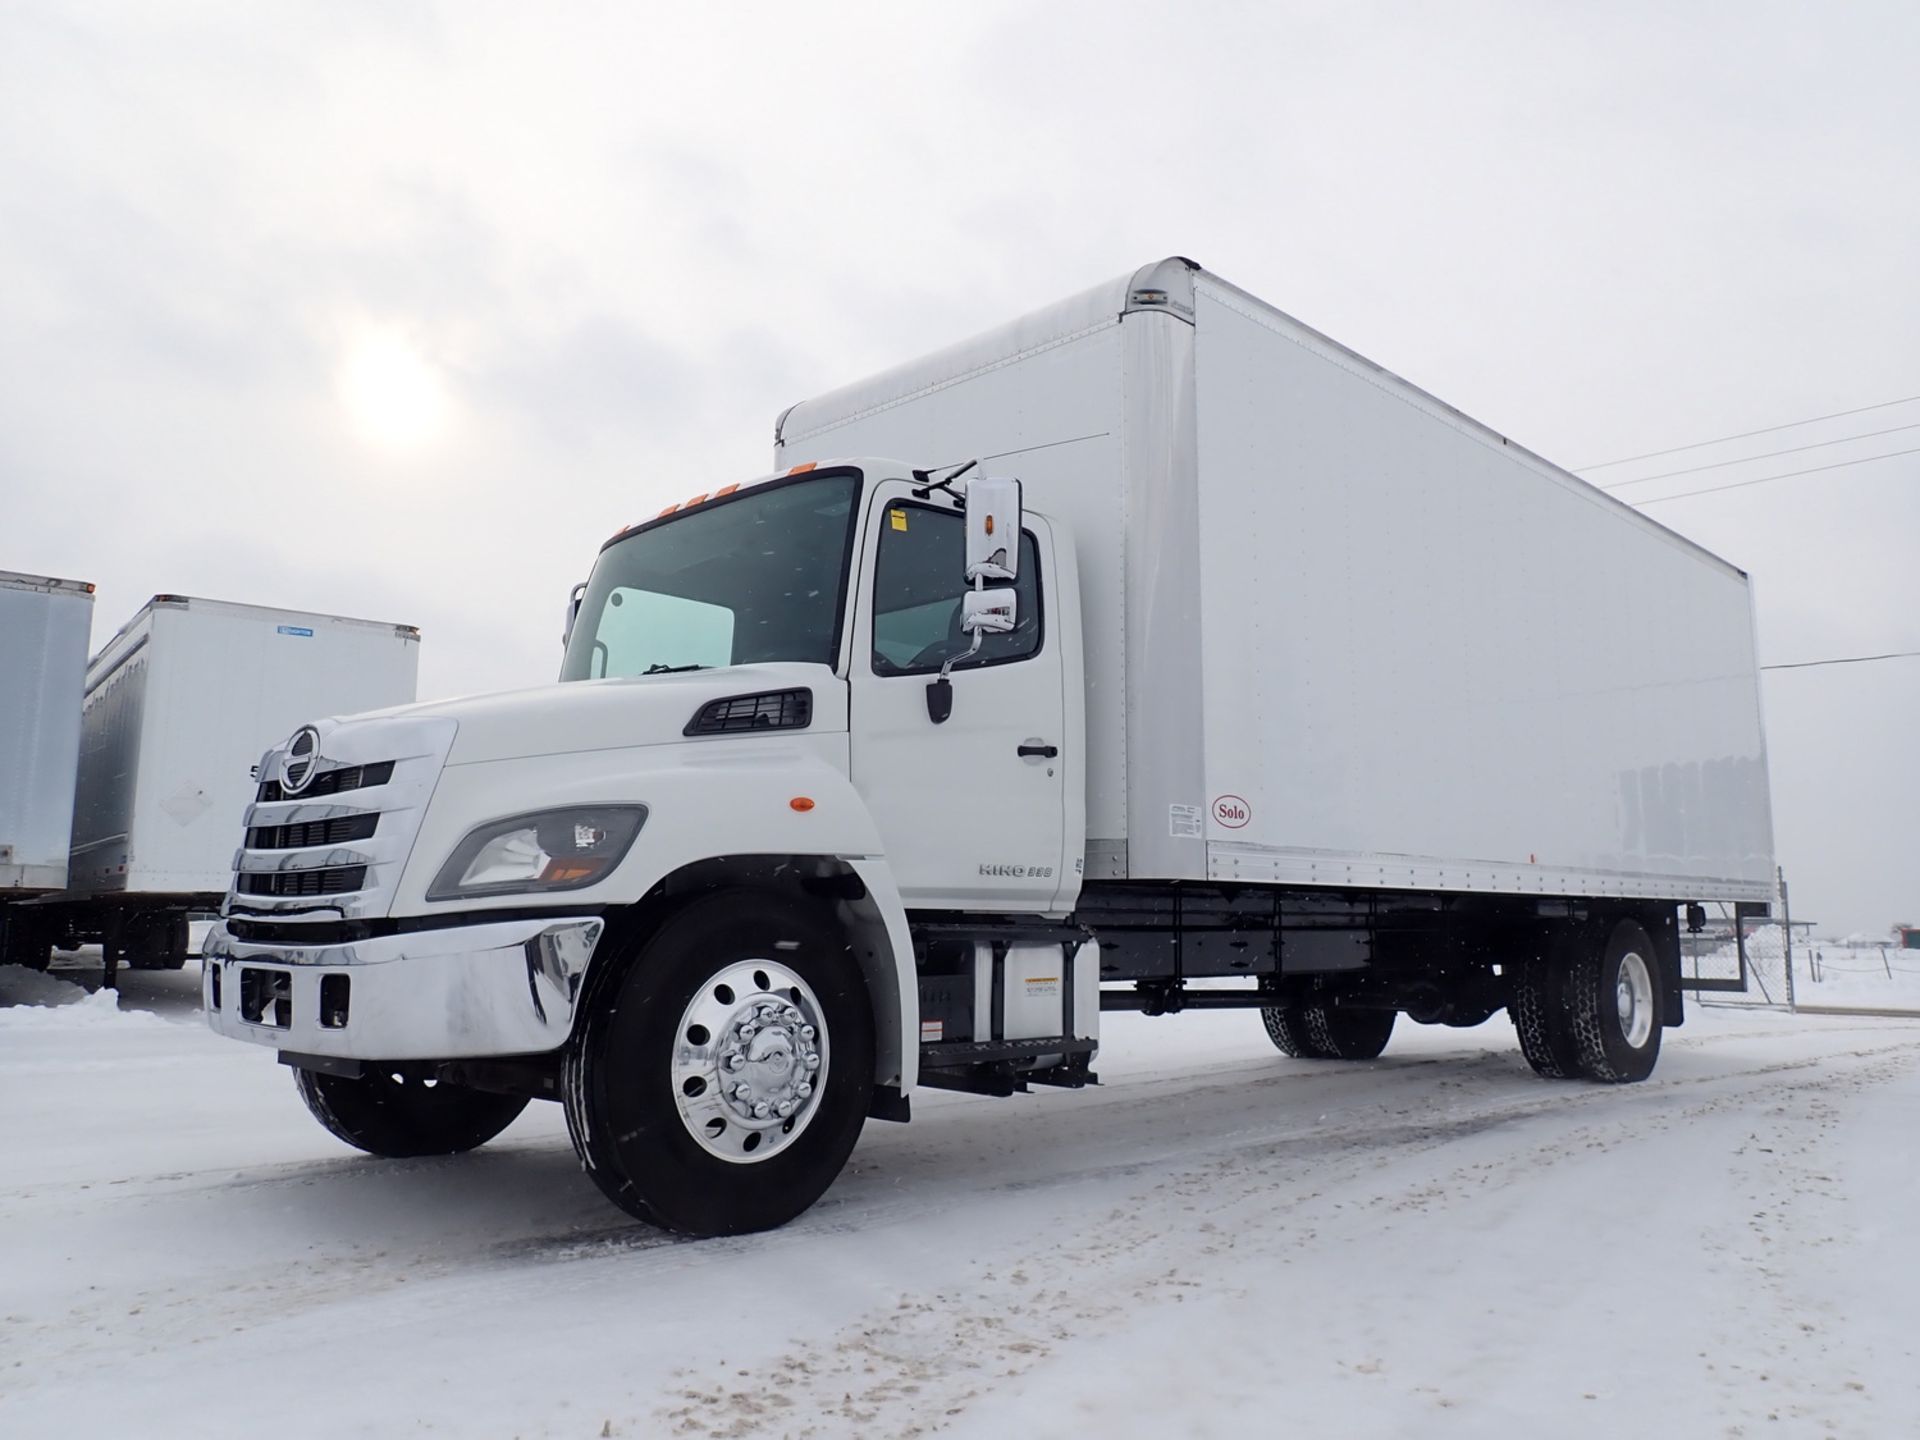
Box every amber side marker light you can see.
[789,797,816,812]
[787,462,817,475]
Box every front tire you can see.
[293,1067,529,1157]
[563,891,873,1236]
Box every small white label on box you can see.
[1169,804,1203,839]
[920,1020,943,1042]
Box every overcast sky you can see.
[3,1,1914,936]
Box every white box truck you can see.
[41,596,422,981]
[0,570,94,964]
[202,258,1775,1237]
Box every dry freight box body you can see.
[776,258,1775,908]
[0,571,94,893]
[68,596,420,897]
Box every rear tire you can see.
[294,1067,528,1157]
[1511,933,1583,1079]
[1568,918,1663,1083]
[1260,1005,1318,1057]
[563,891,873,1236]
[1262,1003,1394,1060]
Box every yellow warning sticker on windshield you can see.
[890,509,908,531]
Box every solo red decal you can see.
[1212,794,1251,828]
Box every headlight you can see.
[427,806,647,901]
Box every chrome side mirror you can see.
[959,587,1017,636]
[964,475,1022,582]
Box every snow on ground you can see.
[3,969,1918,1439]
[1791,941,1920,1014]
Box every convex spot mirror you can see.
[960,587,1017,636]
[964,476,1022,582]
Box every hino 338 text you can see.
[204,259,1775,1234]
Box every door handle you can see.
[1017,742,1059,759]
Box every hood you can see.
[350,663,844,767]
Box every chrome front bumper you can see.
[202,915,605,1060]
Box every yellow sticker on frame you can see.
[890,509,909,531]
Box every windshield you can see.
[560,470,862,681]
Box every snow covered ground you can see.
[4,965,1918,1439]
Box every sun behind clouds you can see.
[337,328,449,452]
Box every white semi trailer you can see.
[0,570,94,964]
[203,258,1775,1236]
[7,595,421,981]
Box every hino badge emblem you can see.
[279,726,322,794]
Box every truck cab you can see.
[205,459,1090,1235]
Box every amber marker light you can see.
[789,797,816,812]
[787,462,817,475]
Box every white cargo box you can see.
[68,596,421,896]
[0,570,95,893]
[776,258,1775,905]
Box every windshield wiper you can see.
[642,663,710,675]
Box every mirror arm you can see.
[927,575,987,725]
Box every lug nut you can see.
[800,1025,815,1040]
[783,1007,801,1024]
[776,1100,794,1118]
[796,1081,812,1098]
[733,1082,751,1099]
[805,1054,820,1070]
[725,1053,744,1071]
[752,1101,771,1119]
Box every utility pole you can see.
[1779,866,1795,1009]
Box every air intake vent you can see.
[684,688,813,737]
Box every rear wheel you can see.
[1511,933,1583,1079]
[1260,1005,1318,1057]
[1568,918,1663,1083]
[294,1067,529,1157]
[1261,1003,1395,1060]
[563,891,873,1236]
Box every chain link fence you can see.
[1682,903,1793,1010]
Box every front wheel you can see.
[563,891,874,1236]
[293,1067,529,1157]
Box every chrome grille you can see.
[246,814,379,850]
[229,718,456,924]
[237,865,369,897]
[256,761,396,803]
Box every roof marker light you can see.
[788,462,816,475]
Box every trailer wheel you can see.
[0,909,53,971]
[1568,918,1664,1083]
[293,1067,529,1157]
[562,890,873,1236]
[1511,937,1582,1079]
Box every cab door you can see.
[848,482,1071,911]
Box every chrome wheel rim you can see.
[1616,950,1654,1050]
[670,959,829,1165]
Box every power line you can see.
[1599,419,1920,490]
[1633,444,1920,506]
[1762,649,1920,673]
[1576,393,1920,471]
